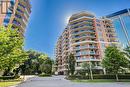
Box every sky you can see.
[24,0,130,58]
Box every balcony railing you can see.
[72,35,95,39]
[76,51,96,56]
[71,24,93,30]
[72,30,95,35]
[74,46,97,50]
[76,57,101,62]
[90,51,96,55]
[71,21,93,26]
[70,16,94,22]
[76,66,103,70]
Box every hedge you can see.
[0,75,20,80]
[67,74,130,80]
[39,74,52,77]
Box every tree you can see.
[39,57,53,75]
[124,46,130,70]
[19,50,53,75]
[19,50,40,75]
[81,62,94,80]
[102,46,129,81]
[124,46,130,60]
[52,60,57,74]
[81,62,89,76]
[68,53,76,75]
[0,25,28,76]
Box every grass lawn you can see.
[0,81,20,87]
[72,79,130,83]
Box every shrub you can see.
[66,75,89,80]
[0,76,14,80]
[39,74,52,77]
[14,75,20,79]
[66,74,130,80]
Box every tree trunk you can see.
[90,69,93,80]
[103,68,106,75]
[116,74,119,81]
[89,62,93,80]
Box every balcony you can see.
[71,30,95,35]
[72,35,96,39]
[74,46,97,50]
[76,57,101,62]
[71,21,93,27]
[76,66,102,70]
[71,40,98,46]
[71,25,93,30]
[90,51,96,55]
[19,0,27,6]
[70,16,94,23]
[75,51,96,56]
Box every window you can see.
[81,30,85,32]
[74,31,79,33]
[75,40,79,42]
[76,45,80,47]
[18,3,25,8]
[4,18,10,23]
[101,43,105,48]
[97,24,101,26]
[75,35,80,38]
[96,19,100,23]
[82,39,85,41]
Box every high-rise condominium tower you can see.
[106,8,130,47]
[55,11,118,75]
[0,0,31,36]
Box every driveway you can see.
[17,76,130,87]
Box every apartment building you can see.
[0,0,31,36]
[55,11,118,75]
[106,8,130,47]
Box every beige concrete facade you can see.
[55,11,118,75]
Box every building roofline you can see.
[106,8,130,18]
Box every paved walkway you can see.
[17,76,130,87]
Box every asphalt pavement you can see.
[16,76,130,87]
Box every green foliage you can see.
[0,76,16,80]
[39,57,53,74]
[124,46,130,59]
[0,25,28,76]
[124,46,130,70]
[19,50,53,75]
[102,46,129,81]
[39,73,52,77]
[67,74,130,80]
[81,62,89,76]
[81,62,94,80]
[0,76,20,80]
[81,62,89,70]
[68,53,76,75]
[102,46,128,74]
